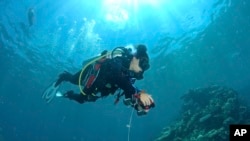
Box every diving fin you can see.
[42,82,60,103]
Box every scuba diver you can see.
[43,44,155,116]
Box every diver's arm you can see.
[112,70,136,99]
[108,58,137,99]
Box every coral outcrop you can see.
[155,85,250,141]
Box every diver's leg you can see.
[63,90,99,103]
[55,65,92,87]
[55,70,81,87]
[64,90,86,104]
[67,71,81,85]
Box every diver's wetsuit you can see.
[55,57,140,104]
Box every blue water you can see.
[1,0,250,141]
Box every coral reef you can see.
[155,85,250,141]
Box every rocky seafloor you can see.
[155,85,250,141]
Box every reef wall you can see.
[155,85,250,141]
